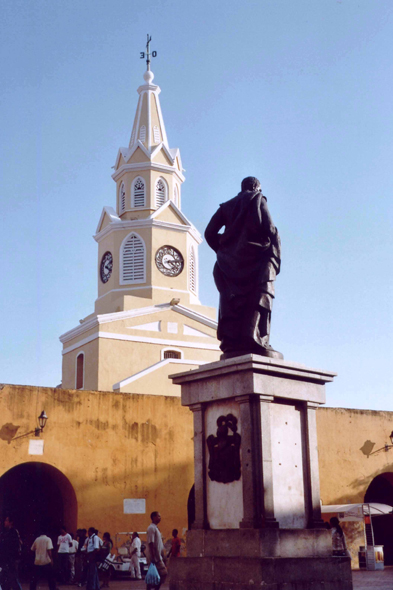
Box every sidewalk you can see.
[17,569,393,590]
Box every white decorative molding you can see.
[167,322,178,334]
[94,217,202,245]
[113,357,206,390]
[128,321,161,333]
[95,206,121,235]
[183,325,214,339]
[60,303,217,345]
[112,161,185,184]
[95,285,192,302]
[62,330,220,356]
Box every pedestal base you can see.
[169,555,352,590]
[169,529,353,589]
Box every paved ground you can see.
[17,569,393,589]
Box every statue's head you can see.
[241,176,261,193]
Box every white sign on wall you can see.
[28,439,44,455]
[123,499,146,514]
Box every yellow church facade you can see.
[60,66,220,394]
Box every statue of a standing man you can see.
[205,176,283,359]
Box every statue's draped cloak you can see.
[205,189,281,352]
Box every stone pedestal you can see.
[169,354,353,590]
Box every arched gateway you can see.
[0,462,77,552]
[364,472,393,565]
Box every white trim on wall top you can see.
[62,331,220,355]
[113,358,206,391]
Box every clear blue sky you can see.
[1,0,392,410]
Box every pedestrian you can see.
[0,515,22,590]
[85,527,100,590]
[129,532,142,581]
[57,526,72,584]
[99,532,113,588]
[69,533,79,583]
[30,527,56,590]
[330,517,348,557]
[77,529,88,586]
[146,512,167,590]
[166,529,181,562]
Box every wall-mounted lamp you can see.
[12,411,49,441]
[384,431,393,452]
[35,411,48,436]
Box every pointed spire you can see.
[128,36,168,150]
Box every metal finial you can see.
[140,35,157,71]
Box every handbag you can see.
[145,563,160,586]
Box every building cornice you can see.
[112,162,185,184]
[59,302,218,345]
[94,217,202,244]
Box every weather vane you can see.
[140,34,157,71]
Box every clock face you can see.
[155,246,184,277]
[100,251,113,283]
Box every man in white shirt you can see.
[146,512,167,590]
[57,526,72,584]
[130,532,142,580]
[30,530,56,590]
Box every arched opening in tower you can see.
[364,472,393,565]
[0,462,77,575]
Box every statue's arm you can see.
[204,207,225,253]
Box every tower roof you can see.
[113,67,183,179]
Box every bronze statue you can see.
[205,176,283,359]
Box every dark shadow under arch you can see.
[364,472,393,565]
[0,461,77,568]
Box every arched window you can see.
[189,246,197,294]
[162,349,182,360]
[76,353,84,390]
[139,125,146,142]
[153,125,160,143]
[173,184,180,208]
[119,182,126,213]
[121,232,146,283]
[155,178,167,207]
[132,177,145,208]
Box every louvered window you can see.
[133,177,145,208]
[163,350,181,359]
[120,182,126,213]
[76,353,84,389]
[189,246,197,294]
[139,125,146,142]
[153,125,160,143]
[155,178,167,207]
[122,233,145,283]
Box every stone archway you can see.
[364,472,393,565]
[0,462,77,565]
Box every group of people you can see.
[0,512,182,590]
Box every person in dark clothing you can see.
[0,515,22,590]
[205,176,282,358]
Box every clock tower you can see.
[60,55,220,394]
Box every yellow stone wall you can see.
[1,385,393,566]
[0,384,194,543]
